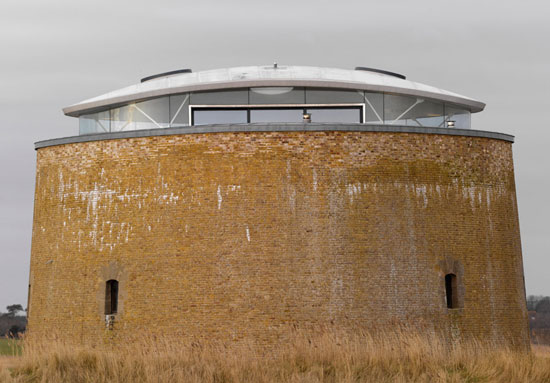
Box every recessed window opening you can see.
[445,274,458,309]
[105,279,119,315]
[191,105,364,125]
[27,283,31,319]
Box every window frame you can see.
[190,103,365,125]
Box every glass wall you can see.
[79,111,110,135]
[78,88,472,135]
[194,109,247,125]
[193,107,362,124]
[384,94,444,127]
[306,108,361,123]
[169,94,189,127]
[364,92,384,124]
[109,97,170,132]
[445,105,471,129]
[250,109,303,123]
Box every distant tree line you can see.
[527,295,550,345]
[0,297,547,341]
[527,295,550,312]
[0,304,26,338]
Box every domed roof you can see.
[63,65,485,117]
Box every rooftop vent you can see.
[354,67,406,80]
[141,69,192,83]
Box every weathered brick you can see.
[28,131,529,348]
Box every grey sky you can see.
[1,0,549,310]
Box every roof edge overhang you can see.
[63,79,486,117]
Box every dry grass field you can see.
[0,330,549,382]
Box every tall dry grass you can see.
[1,329,549,382]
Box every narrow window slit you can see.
[445,274,458,309]
[105,280,119,315]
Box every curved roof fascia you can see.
[63,66,486,117]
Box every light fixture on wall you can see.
[447,120,456,128]
[303,113,311,123]
[251,87,294,95]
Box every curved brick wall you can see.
[28,130,529,347]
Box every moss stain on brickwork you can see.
[29,131,528,348]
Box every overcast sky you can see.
[0,0,549,310]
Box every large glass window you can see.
[445,105,471,129]
[133,97,170,130]
[364,92,384,124]
[169,94,190,127]
[110,97,169,131]
[79,111,110,134]
[196,107,362,124]
[407,99,444,127]
[306,108,361,123]
[193,109,248,125]
[384,94,444,127]
[250,109,303,123]
[384,94,421,125]
[110,105,134,132]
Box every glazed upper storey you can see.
[64,66,485,135]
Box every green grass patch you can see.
[0,338,21,356]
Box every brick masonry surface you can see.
[28,130,529,348]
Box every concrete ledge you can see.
[35,124,514,150]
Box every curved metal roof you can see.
[63,65,486,117]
